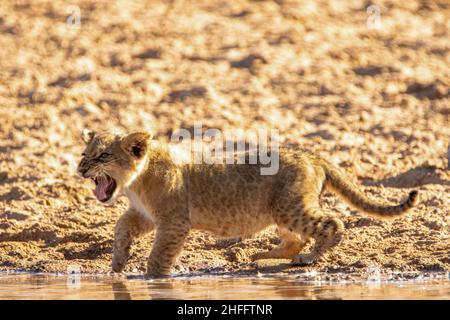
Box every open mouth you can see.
[91,174,117,203]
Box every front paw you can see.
[146,262,171,278]
[112,254,128,273]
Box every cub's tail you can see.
[321,159,418,218]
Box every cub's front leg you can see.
[146,215,191,278]
[112,208,154,273]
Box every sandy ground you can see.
[0,0,449,275]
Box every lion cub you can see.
[77,129,418,277]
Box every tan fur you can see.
[77,130,418,277]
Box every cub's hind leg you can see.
[272,167,344,266]
[291,212,344,265]
[251,228,306,260]
[112,208,154,273]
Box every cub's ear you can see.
[82,129,96,144]
[121,131,153,158]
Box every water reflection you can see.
[0,272,448,300]
[112,281,132,300]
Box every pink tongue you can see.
[94,177,111,201]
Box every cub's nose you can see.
[77,161,89,177]
[77,167,88,178]
[77,158,89,177]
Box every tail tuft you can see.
[407,190,418,207]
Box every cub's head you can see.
[77,129,152,205]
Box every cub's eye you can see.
[81,152,86,157]
[99,153,111,161]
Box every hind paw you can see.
[112,252,129,273]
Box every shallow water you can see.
[0,272,448,300]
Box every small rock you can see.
[0,222,12,229]
[134,48,161,59]
[353,65,384,76]
[1,210,31,221]
[304,129,335,140]
[1,186,31,202]
[109,52,127,67]
[0,171,8,182]
[356,217,377,227]
[215,237,242,248]
[351,260,369,268]
[405,82,448,100]
[230,54,267,69]
[384,247,396,254]
[319,85,334,95]
[166,86,207,102]
[423,220,443,231]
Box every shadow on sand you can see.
[361,164,450,188]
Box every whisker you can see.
[88,159,119,178]
[102,159,120,165]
